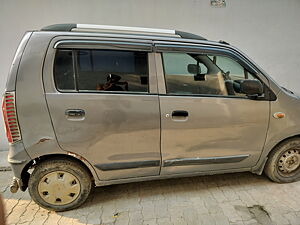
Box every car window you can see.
[214,55,256,80]
[162,52,260,97]
[76,49,148,92]
[54,49,149,93]
[54,49,75,91]
[163,53,208,75]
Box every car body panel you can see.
[4,29,300,189]
[14,32,63,159]
[43,37,161,180]
[152,47,270,175]
[253,90,300,171]
[45,93,161,180]
[158,95,269,175]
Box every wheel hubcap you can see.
[278,149,300,174]
[38,171,81,206]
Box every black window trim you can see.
[54,40,153,52]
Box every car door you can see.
[155,43,270,175]
[44,39,161,180]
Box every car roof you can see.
[41,23,207,39]
[40,23,231,47]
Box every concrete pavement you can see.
[0,150,10,171]
[1,170,300,225]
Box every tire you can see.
[264,137,300,183]
[28,158,92,211]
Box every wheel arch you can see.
[252,134,300,175]
[20,152,99,191]
[268,134,300,156]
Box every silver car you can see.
[2,24,300,211]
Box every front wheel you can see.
[264,137,300,183]
[28,158,92,211]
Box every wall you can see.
[0,0,300,150]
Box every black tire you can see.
[28,158,92,211]
[264,137,300,183]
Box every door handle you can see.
[172,110,189,117]
[65,109,85,120]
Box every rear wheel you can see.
[264,137,300,183]
[28,158,92,211]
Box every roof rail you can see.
[175,31,206,40]
[41,24,77,32]
[41,24,206,40]
[76,24,176,35]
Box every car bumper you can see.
[7,141,31,191]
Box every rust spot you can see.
[36,138,51,145]
[67,151,87,161]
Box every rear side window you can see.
[54,49,149,93]
[54,50,75,91]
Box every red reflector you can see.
[2,92,21,143]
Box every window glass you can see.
[163,53,208,75]
[162,52,260,97]
[77,50,148,92]
[54,50,75,91]
[214,56,255,80]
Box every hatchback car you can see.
[2,24,300,211]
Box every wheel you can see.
[264,137,300,183]
[28,158,92,211]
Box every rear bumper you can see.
[7,141,31,191]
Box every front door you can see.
[155,47,270,175]
[45,42,161,180]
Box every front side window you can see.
[162,52,260,97]
[54,49,149,93]
[212,55,256,80]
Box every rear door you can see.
[155,43,270,175]
[44,39,161,180]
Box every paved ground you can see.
[0,151,10,171]
[0,170,299,225]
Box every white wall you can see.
[0,0,300,150]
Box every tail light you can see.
[2,92,21,143]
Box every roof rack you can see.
[41,24,207,40]
[219,40,230,45]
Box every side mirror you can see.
[187,64,206,81]
[240,79,263,97]
[187,64,200,74]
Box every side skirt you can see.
[163,155,250,167]
[94,167,251,187]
